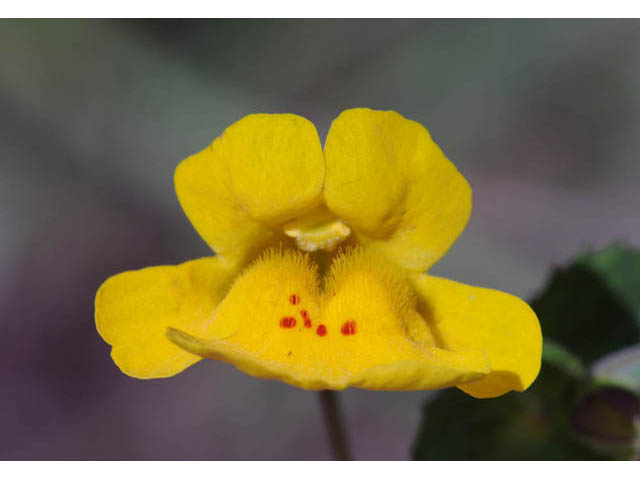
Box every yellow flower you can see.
[95,108,541,398]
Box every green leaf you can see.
[530,244,640,364]
[412,362,602,460]
[580,244,640,319]
[542,339,585,379]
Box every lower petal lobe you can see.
[95,256,237,379]
[412,274,543,398]
[167,248,490,391]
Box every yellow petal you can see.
[412,274,542,398]
[175,113,325,267]
[167,248,490,390]
[323,108,471,272]
[95,256,237,379]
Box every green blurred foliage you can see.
[532,244,640,364]
[413,244,640,460]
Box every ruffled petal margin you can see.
[95,256,237,379]
[412,274,542,398]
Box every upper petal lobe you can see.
[323,108,471,272]
[175,113,325,267]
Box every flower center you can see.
[283,206,351,252]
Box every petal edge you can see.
[324,108,471,272]
[95,256,237,379]
[412,274,542,398]
[175,113,325,267]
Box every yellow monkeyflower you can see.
[95,108,542,398]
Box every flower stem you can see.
[318,390,352,460]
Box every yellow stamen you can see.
[283,206,351,252]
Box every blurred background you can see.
[1,19,639,460]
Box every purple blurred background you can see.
[1,19,639,459]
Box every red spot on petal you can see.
[341,320,357,336]
[316,324,327,337]
[280,316,296,328]
[300,309,312,328]
[289,294,300,305]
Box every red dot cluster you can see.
[279,293,357,338]
[280,316,296,328]
[300,310,312,328]
[341,320,357,335]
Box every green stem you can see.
[318,390,352,460]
